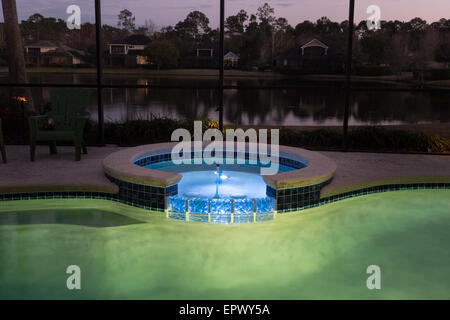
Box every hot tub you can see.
[102,142,337,224]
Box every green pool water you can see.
[0,190,449,300]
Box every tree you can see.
[256,3,275,26]
[226,10,248,34]
[1,0,34,111]
[20,13,67,42]
[315,16,341,37]
[383,20,403,35]
[411,29,439,86]
[175,11,211,41]
[435,43,450,64]
[294,20,315,36]
[359,30,394,65]
[144,40,179,69]
[409,17,428,32]
[118,9,136,32]
[240,14,263,68]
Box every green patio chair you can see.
[29,89,91,162]
[0,118,6,163]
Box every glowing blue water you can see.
[144,158,296,219]
[145,158,294,199]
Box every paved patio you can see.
[0,145,449,197]
[0,145,121,194]
[320,151,450,197]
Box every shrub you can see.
[280,126,449,153]
[97,118,186,146]
[280,128,342,149]
[4,109,449,154]
[427,134,450,153]
[84,122,449,153]
[355,65,393,76]
[144,40,180,69]
[413,68,450,81]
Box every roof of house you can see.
[122,34,152,46]
[25,42,85,59]
[224,51,239,59]
[276,39,336,61]
[24,40,58,48]
[108,35,152,52]
[41,48,72,58]
[301,38,329,50]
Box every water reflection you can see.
[1,73,448,126]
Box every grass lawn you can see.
[2,67,449,87]
[0,67,283,79]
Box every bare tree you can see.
[1,0,34,111]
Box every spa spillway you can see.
[102,143,337,224]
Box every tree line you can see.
[1,3,450,71]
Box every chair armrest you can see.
[28,115,51,134]
[29,114,50,120]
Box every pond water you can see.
[1,72,449,126]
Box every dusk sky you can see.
[2,0,449,28]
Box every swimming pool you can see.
[0,189,448,299]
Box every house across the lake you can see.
[276,38,344,74]
[24,41,86,66]
[182,47,217,68]
[183,48,240,69]
[224,51,240,68]
[196,48,215,57]
[107,35,152,67]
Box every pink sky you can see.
[2,0,449,28]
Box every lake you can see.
[1,72,449,126]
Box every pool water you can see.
[178,170,267,199]
[144,158,297,174]
[0,190,449,299]
[145,158,295,199]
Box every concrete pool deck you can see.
[320,151,450,197]
[0,145,121,194]
[0,145,448,198]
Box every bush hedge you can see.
[355,65,393,76]
[2,111,449,153]
[280,126,449,153]
[414,68,450,81]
